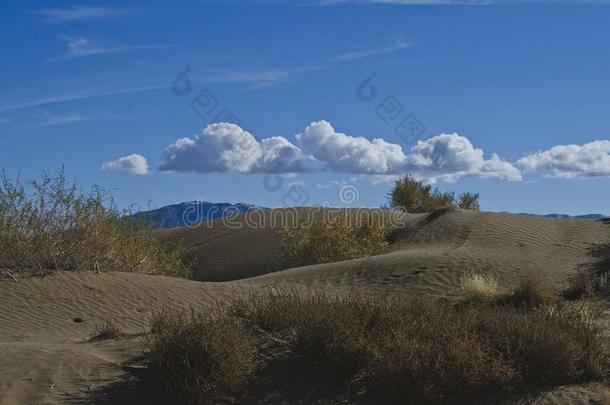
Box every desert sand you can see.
[1,209,609,404]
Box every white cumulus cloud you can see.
[102,154,149,175]
[159,122,309,174]
[297,120,407,175]
[406,134,522,182]
[517,140,610,178]
[296,120,521,182]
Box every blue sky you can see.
[1,1,610,215]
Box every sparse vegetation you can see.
[145,309,256,404]
[389,175,481,213]
[0,170,190,277]
[231,288,606,403]
[457,192,481,210]
[506,275,559,308]
[460,271,501,301]
[566,269,610,300]
[461,272,559,309]
[280,212,389,265]
[575,299,605,324]
[90,319,122,341]
[566,243,610,300]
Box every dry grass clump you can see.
[0,170,189,277]
[280,212,389,266]
[145,309,256,404]
[90,319,122,341]
[460,272,501,301]
[566,269,610,300]
[576,299,606,324]
[566,244,610,300]
[507,276,559,308]
[462,273,559,308]
[233,288,606,403]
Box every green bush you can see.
[0,169,189,277]
[145,309,256,404]
[280,212,389,266]
[389,175,480,213]
[457,192,480,210]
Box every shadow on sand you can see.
[66,358,173,405]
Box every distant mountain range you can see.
[132,201,607,229]
[131,201,266,229]
[517,213,607,219]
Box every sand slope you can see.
[1,210,609,404]
[0,272,227,404]
[254,210,610,298]
[156,207,403,282]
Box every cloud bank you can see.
[102,154,149,175]
[406,133,522,181]
[296,120,521,181]
[518,140,610,178]
[159,123,308,174]
[160,120,521,182]
[297,120,407,175]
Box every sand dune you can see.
[1,210,609,404]
[251,210,610,298]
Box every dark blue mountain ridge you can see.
[516,213,607,219]
[131,201,267,229]
[131,200,607,229]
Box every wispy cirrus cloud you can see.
[333,38,411,62]
[49,36,206,62]
[27,111,84,129]
[203,65,327,89]
[203,38,410,89]
[316,0,491,4]
[34,5,132,22]
[25,110,128,130]
[0,83,167,113]
[366,0,610,3]
[241,0,610,4]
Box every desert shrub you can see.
[576,299,605,324]
[460,272,501,301]
[389,175,480,213]
[90,319,122,341]
[145,309,256,404]
[507,276,558,308]
[0,170,189,277]
[457,192,480,210]
[565,268,610,300]
[280,212,389,266]
[565,269,598,300]
[567,244,610,300]
[234,288,606,403]
[233,288,379,376]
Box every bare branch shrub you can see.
[0,169,189,277]
[145,309,256,403]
